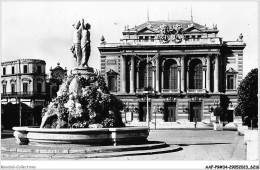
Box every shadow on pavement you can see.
[173,142,231,146]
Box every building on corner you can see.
[98,20,246,128]
[1,59,47,128]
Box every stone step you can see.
[1,145,182,159]
[1,141,168,154]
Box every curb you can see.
[1,145,182,159]
[2,141,168,154]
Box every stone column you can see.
[120,55,126,93]
[203,67,206,89]
[136,69,139,90]
[206,55,211,92]
[153,70,156,90]
[214,55,219,93]
[50,84,53,100]
[130,56,135,93]
[178,67,181,91]
[156,57,160,92]
[181,56,185,92]
[161,67,164,90]
[186,67,189,90]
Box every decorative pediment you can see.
[106,69,118,75]
[10,78,16,83]
[138,27,157,34]
[183,26,202,33]
[22,78,32,83]
[1,80,7,84]
[226,67,238,74]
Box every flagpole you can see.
[146,53,149,128]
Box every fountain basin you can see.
[13,127,149,146]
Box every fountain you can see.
[12,19,149,146]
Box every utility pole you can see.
[18,59,22,126]
[146,53,149,128]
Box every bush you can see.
[213,107,224,123]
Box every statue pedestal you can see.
[71,67,96,79]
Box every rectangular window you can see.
[37,83,42,93]
[185,35,189,39]
[11,84,15,94]
[192,35,196,41]
[143,64,153,88]
[197,35,201,39]
[227,75,235,89]
[37,66,41,74]
[108,76,116,92]
[139,36,143,42]
[23,83,28,93]
[12,66,15,74]
[2,85,6,94]
[3,67,6,75]
[144,36,149,42]
[150,36,154,42]
[23,65,28,73]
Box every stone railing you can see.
[119,37,221,45]
[1,92,47,98]
[161,89,180,94]
[187,89,206,94]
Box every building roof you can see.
[50,62,67,71]
[123,20,215,34]
[1,59,46,66]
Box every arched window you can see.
[37,83,42,93]
[189,59,203,89]
[164,60,178,89]
[11,84,15,94]
[106,69,118,92]
[139,60,153,89]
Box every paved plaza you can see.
[1,129,246,160]
[87,129,246,160]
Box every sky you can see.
[1,1,259,78]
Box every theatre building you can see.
[98,20,246,127]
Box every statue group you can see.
[71,18,91,67]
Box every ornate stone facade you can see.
[1,59,47,128]
[99,20,246,127]
[46,63,67,100]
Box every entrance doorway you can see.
[139,102,151,122]
[189,102,202,122]
[164,102,177,122]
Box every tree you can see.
[213,106,224,124]
[237,68,258,128]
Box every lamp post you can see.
[18,59,22,127]
[143,91,150,128]
[124,101,128,123]
[154,105,163,130]
[208,104,214,122]
[153,106,156,129]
